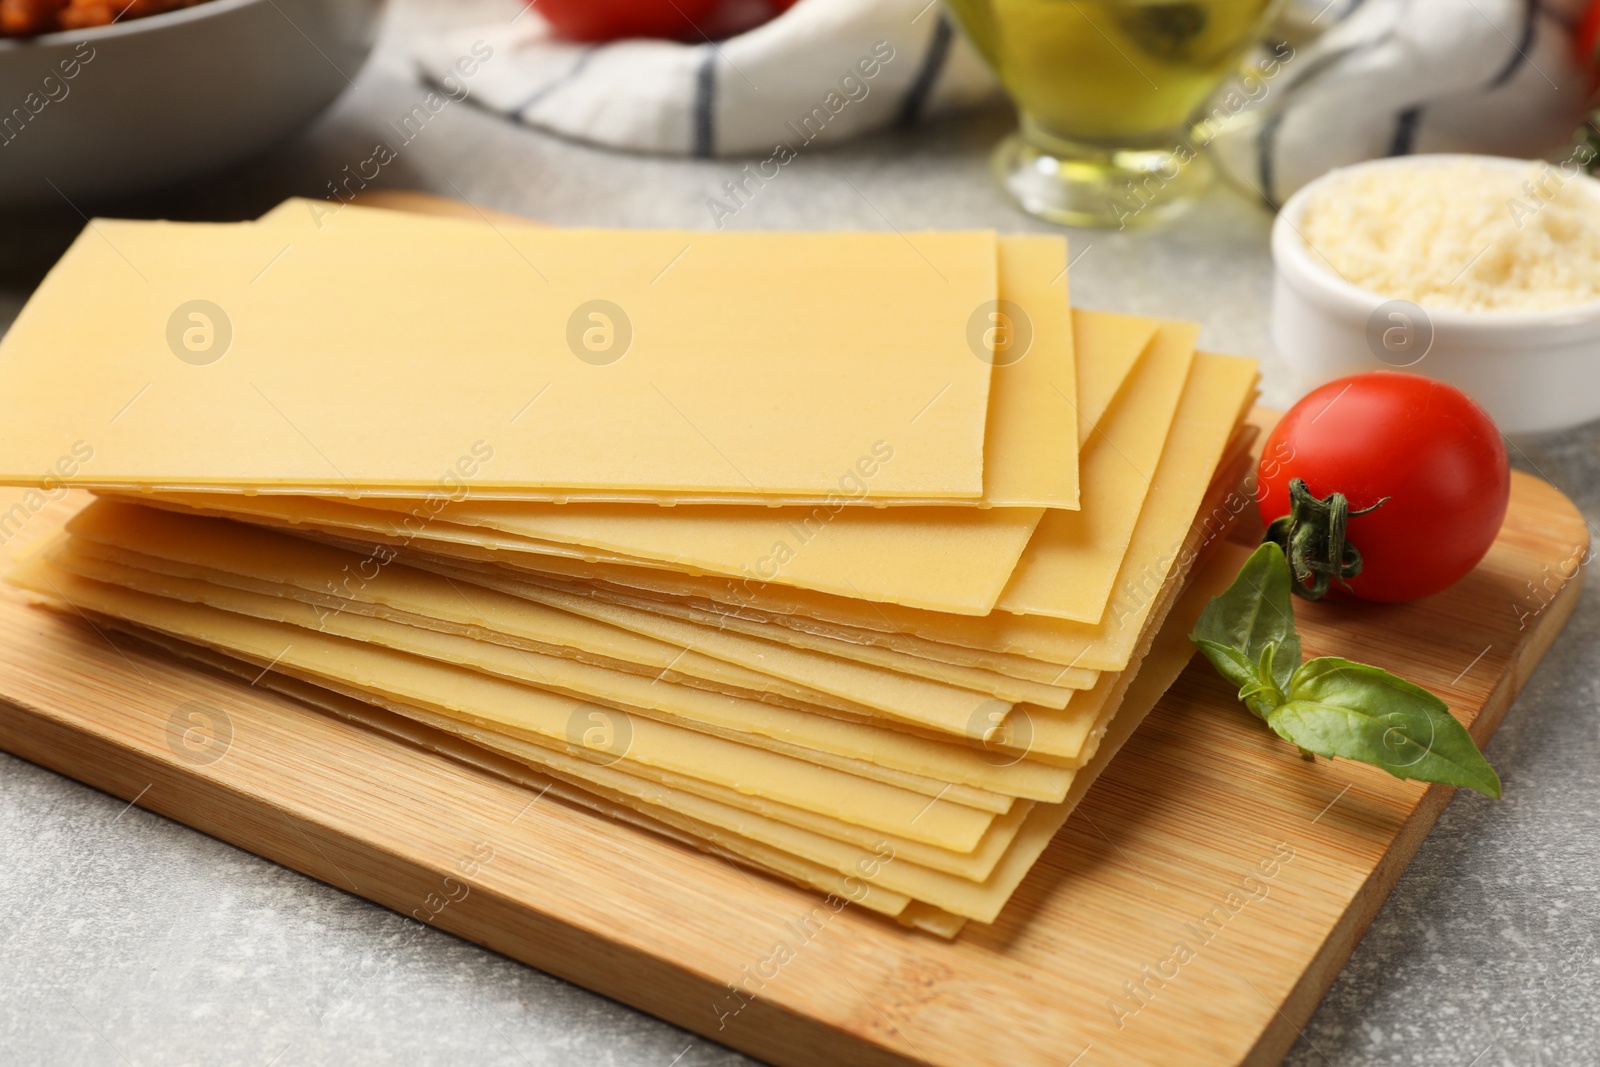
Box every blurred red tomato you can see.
[1581,0,1600,61]
[1581,0,1600,92]
[534,0,722,41]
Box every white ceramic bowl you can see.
[0,0,383,207]
[1271,153,1600,434]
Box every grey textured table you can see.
[2,3,1597,1064]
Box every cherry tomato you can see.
[1257,372,1510,603]
[534,0,722,42]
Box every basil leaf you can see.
[1190,543,1302,693]
[1192,638,1258,695]
[1268,657,1502,798]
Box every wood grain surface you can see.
[0,465,1584,1067]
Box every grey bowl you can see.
[0,0,383,206]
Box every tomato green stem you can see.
[1262,478,1389,601]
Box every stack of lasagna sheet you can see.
[0,200,1258,936]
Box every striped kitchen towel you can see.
[411,0,999,157]
[414,0,1591,180]
[1208,0,1592,207]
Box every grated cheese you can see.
[1299,158,1600,312]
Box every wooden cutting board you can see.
[0,472,1584,1067]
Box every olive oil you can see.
[948,0,1281,225]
